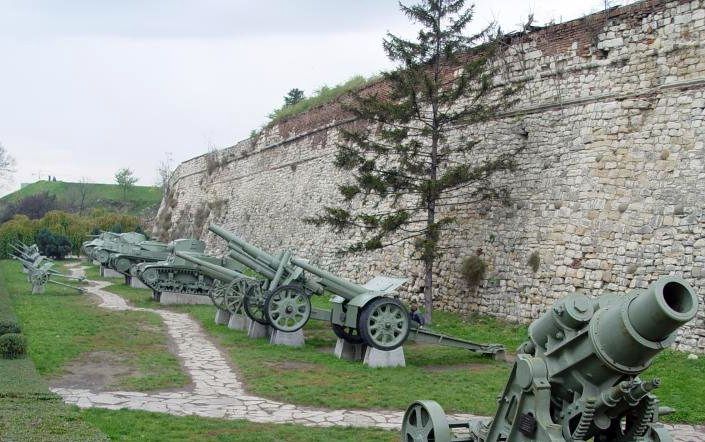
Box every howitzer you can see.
[401,276,698,442]
[177,223,504,356]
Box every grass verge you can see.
[2,260,188,391]
[81,408,395,442]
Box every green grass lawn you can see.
[80,408,395,442]
[2,260,188,391]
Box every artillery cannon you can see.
[177,223,504,356]
[12,252,85,294]
[401,276,699,442]
[133,239,245,309]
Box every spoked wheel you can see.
[402,400,452,442]
[264,285,311,332]
[225,279,250,313]
[244,280,269,325]
[31,272,49,287]
[331,323,364,344]
[209,280,229,311]
[358,297,410,350]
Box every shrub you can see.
[0,319,21,335]
[461,255,486,288]
[528,251,541,273]
[0,333,27,359]
[36,228,72,259]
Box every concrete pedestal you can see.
[227,313,248,331]
[32,284,45,294]
[270,329,305,347]
[246,317,270,339]
[363,346,406,368]
[334,338,366,361]
[129,276,149,289]
[152,291,161,302]
[100,266,122,278]
[160,292,212,305]
[214,309,231,325]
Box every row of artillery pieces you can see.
[79,223,505,366]
[14,226,702,441]
[11,243,86,293]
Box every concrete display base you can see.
[363,346,406,368]
[334,338,366,361]
[214,309,231,325]
[129,276,149,289]
[160,292,212,305]
[100,266,122,278]
[152,291,161,302]
[270,329,305,347]
[227,313,248,331]
[32,285,45,294]
[246,318,270,339]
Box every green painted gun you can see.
[402,276,698,442]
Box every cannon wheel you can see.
[358,297,410,350]
[31,272,49,287]
[244,281,269,325]
[331,323,364,344]
[264,285,311,332]
[402,400,452,442]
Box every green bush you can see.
[0,319,21,335]
[0,333,27,359]
[461,255,486,288]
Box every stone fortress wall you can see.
[155,0,705,351]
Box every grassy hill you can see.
[1,180,162,216]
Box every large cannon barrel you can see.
[174,251,246,282]
[290,257,367,298]
[210,224,276,265]
[590,276,698,374]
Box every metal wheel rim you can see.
[209,280,228,310]
[265,286,311,332]
[402,401,451,442]
[244,281,269,324]
[225,279,247,314]
[365,300,408,349]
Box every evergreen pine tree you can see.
[307,0,524,323]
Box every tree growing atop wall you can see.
[306,0,523,323]
[114,168,138,201]
[284,88,305,106]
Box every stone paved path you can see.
[51,266,705,440]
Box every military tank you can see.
[82,232,120,260]
[134,239,244,302]
[108,239,170,274]
[92,232,147,266]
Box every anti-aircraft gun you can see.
[401,276,699,442]
[133,239,245,307]
[176,223,504,356]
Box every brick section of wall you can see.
[156,0,705,352]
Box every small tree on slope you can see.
[306,0,524,324]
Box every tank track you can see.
[139,266,214,296]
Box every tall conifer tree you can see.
[307,0,523,323]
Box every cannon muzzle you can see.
[590,276,698,374]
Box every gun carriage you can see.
[11,244,85,293]
[176,224,504,356]
[401,276,699,442]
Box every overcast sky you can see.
[0,0,635,194]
